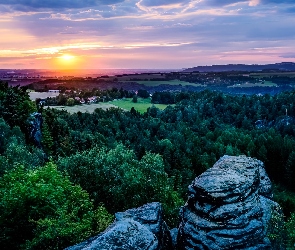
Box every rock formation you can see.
[65,155,284,250]
[177,155,283,250]
[28,112,43,148]
[66,202,172,250]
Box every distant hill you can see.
[183,62,295,72]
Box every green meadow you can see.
[124,80,204,87]
[50,103,118,114]
[228,81,278,88]
[110,98,170,113]
[51,98,169,114]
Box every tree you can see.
[66,97,75,106]
[0,163,113,249]
[0,118,45,175]
[0,82,36,132]
[57,145,183,226]
[137,89,149,98]
[285,151,295,191]
[132,95,138,103]
[286,212,295,249]
[41,120,54,156]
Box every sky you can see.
[0,0,295,69]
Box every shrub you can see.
[0,163,113,249]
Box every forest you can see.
[0,81,295,249]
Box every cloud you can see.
[138,0,190,7]
[280,53,295,59]
[0,0,125,11]
[205,0,295,7]
[204,0,248,7]
[260,0,295,4]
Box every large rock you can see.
[177,155,283,250]
[66,202,172,250]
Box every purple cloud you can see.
[205,0,247,6]
[138,0,190,7]
[0,0,125,10]
[261,0,295,3]
[205,0,295,6]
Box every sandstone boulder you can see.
[177,155,282,250]
[66,202,172,250]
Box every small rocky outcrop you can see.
[28,112,43,148]
[177,155,283,250]
[66,202,172,250]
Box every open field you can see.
[250,72,295,78]
[110,98,169,113]
[123,80,204,87]
[50,98,169,114]
[50,103,118,114]
[100,73,166,81]
[229,81,278,88]
[29,91,60,100]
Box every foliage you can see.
[41,119,53,155]
[137,89,149,98]
[266,205,286,249]
[132,95,138,103]
[0,82,36,132]
[0,163,113,249]
[0,118,45,176]
[57,144,183,226]
[66,97,75,106]
[273,185,295,218]
[2,83,295,247]
[286,213,295,250]
[41,90,295,195]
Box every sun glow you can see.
[61,54,75,61]
[54,54,81,69]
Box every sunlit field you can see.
[228,81,278,88]
[50,98,170,114]
[123,80,203,87]
[110,98,170,113]
[29,91,60,100]
[50,103,118,113]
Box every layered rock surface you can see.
[66,202,172,250]
[177,155,282,250]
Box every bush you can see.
[0,163,113,249]
[286,213,295,250]
[132,95,138,103]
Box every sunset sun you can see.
[55,54,79,69]
[61,54,75,61]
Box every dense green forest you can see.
[1,81,295,249]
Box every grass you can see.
[50,103,118,114]
[250,72,295,78]
[50,98,170,114]
[123,80,204,87]
[29,92,60,100]
[228,81,278,88]
[262,81,278,86]
[110,98,170,113]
